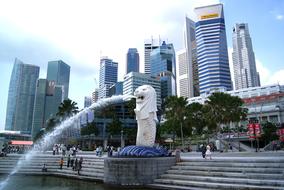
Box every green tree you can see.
[187,102,206,135]
[56,99,79,119]
[106,117,122,137]
[261,122,278,145]
[163,96,190,148]
[204,92,247,134]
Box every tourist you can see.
[74,158,78,171]
[205,144,212,160]
[78,157,83,175]
[70,155,75,169]
[229,143,233,152]
[42,163,47,172]
[201,144,206,159]
[272,141,277,151]
[67,154,71,168]
[52,145,56,155]
[59,157,64,169]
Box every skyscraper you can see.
[232,23,260,90]
[144,39,160,74]
[98,57,118,99]
[31,79,64,138]
[31,79,48,138]
[177,17,199,98]
[47,60,70,99]
[150,41,176,101]
[195,4,232,94]
[5,58,40,134]
[123,72,161,108]
[126,48,139,74]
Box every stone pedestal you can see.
[104,157,176,186]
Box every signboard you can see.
[254,123,261,137]
[201,13,219,20]
[248,123,255,139]
[277,128,284,142]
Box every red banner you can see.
[277,128,284,142]
[254,123,261,137]
[248,123,255,139]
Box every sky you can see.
[0,0,283,130]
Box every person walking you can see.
[78,157,83,175]
[201,144,206,159]
[59,157,64,169]
[205,145,212,160]
[70,155,74,169]
[74,158,78,171]
[67,154,71,168]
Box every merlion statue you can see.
[134,85,158,147]
[118,85,168,157]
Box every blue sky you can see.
[0,0,283,130]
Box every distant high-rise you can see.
[5,58,39,134]
[98,57,118,99]
[232,23,260,90]
[195,4,232,94]
[126,48,139,74]
[123,72,161,108]
[92,89,99,103]
[177,17,199,98]
[84,96,92,108]
[150,41,176,101]
[144,39,160,74]
[47,60,70,99]
[31,79,48,138]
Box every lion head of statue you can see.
[134,85,158,121]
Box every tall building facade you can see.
[150,41,176,101]
[177,17,199,98]
[47,60,70,99]
[92,89,99,103]
[5,58,40,134]
[31,79,64,138]
[123,72,161,108]
[98,57,118,99]
[31,79,48,138]
[195,4,232,94]
[232,23,260,90]
[144,39,160,74]
[126,48,140,74]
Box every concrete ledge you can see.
[104,156,176,186]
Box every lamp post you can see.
[120,129,124,148]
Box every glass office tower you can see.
[195,4,232,94]
[5,58,40,134]
[126,48,139,74]
[47,60,70,99]
[232,23,260,90]
[150,41,176,101]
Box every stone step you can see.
[160,174,284,187]
[153,179,284,190]
[181,158,284,163]
[166,169,284,180]
[177,161,284,168]
[171,165,284,174]
[148,183,218,190]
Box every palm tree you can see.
[187,102,206,135]
[164,96,189,148]
[204,92,247,138]
[56,99,79,119]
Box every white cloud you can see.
[255,59,270,85]
[276,14,284,20]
